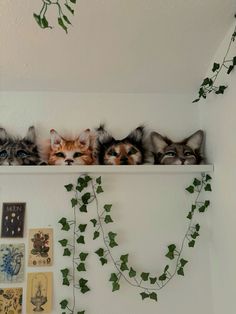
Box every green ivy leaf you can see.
[205,174,212,181]
[77,311,85,314]
[191,232,199,239]
[79,252,89,261]
[129,267,136,278]
[77,235,85,244]
[108,231,117,240]
[59,218,70,231]
[165,251,175,260]
[90,219,97,227]
[198,205,206,212]
[58,239,68,247]
[215,85,227,95]
[104,204,112,212]
[95,248,104,257]
[227,64,234,74]
[78,224,87,233]
[140,292,149,300]
[159,273,167,281]
[93,231,100,240]
[140,272,149,281]
[84,175,92,182]
[195,224,200,232]
[63,248,71,256]
[109,240,118,248]
[180,258,188,267]
[164,265,169,272]
[96,186,104,194]
[188,240,195,247]
[65,3,74,14]
[79,278,88,286]
[63,277,70,286]
[100,257,108,265]
[96,176,102,185]
[60,299,68,309]
[177,267,184,276]
[64,184,73,191]
[192,204,196,211]
[61,268,69,277]
[193,178,201,186]
[104,215,113,224]
[120,262,129,271]
[212,62,220,72]
[71,198,78,207]
[77,263,86,272]
[150,277,157,284]
[82,193,91,204]
[168,244,176,252]
[186,185,194,193]
[187,212,192,220]
[204,183,212,191]
[63,15,71,25]
[81,286,90,294]
[205,200,210,207]
[70,0,77,3]
[79,204,87,212]
[112,282,120,292]
[149,292,158,301]
[120,254,129,263]
[109,273,118,282]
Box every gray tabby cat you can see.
[0,126,41,165]
[151,130,204,165]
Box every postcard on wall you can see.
[1,203,26,238]
[0,243,25,283]
[26,272,52,314]
[28,228,53,267]
[0,287,23,314]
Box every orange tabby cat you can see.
[48,129,96,165]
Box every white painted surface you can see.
[0,92,214,313]
[0,0,235,93]
[199,24,236,314]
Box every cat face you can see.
[151,130,204,165]
[0,126,41,165]
[48,129,96,165]
[96,125,145,165]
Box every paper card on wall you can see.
[28,228,53,267]
[26,272,52,314]
[1,203,26,238]
[0,287,23,313]
[0,243,25,283]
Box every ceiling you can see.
[0,0,235,93]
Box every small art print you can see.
[1,203,26,238]
[28,228,53,267]
[0,287,23,314]
[0,244,25,283]
[27,272,52,313]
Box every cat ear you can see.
[96,125,114,145]
[151,132,168,153]
[24,126,36,143]
[50,129,63,148]
[78,129,92,148]
[126,126,144,143]
[185,130,204,150]
[0,128,8,145]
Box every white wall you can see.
[199,24,236,314]
[0,92,213,314]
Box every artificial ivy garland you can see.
[58,174,212,313]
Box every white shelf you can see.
[0,165,213,174]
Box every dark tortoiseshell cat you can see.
[0,126,41,165]
[96,125,147,165]
[151,130,204,165]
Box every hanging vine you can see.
[58,174,211,313]
[34,0,77,33]
[193,16,236,102]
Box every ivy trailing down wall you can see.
[58,174,212,314]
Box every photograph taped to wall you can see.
[28,228,53,267]
[0,243,25,283]
[26,272,52,313]
[0,287,23,313]
[1,203,26,238]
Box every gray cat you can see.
[151,130,204,165]
[0,126,41,165]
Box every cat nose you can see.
[65,159,74,165]
[180,158,185,165]
[120,156,128,165]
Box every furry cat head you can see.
[0,126,41,165]
[48,129,96,165]
[96,125,146,165]
[151,130,204,165]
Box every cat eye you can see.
[73,152,83,158]
[184,152,193,157]
[0,150,8,158]
[108,150,118,157]
[165,151,176,157]
[16,150,29,158]
[128,147,138,155]
[55,152,65,158]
